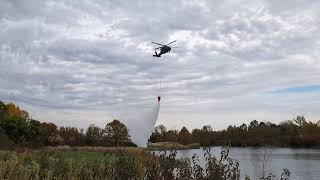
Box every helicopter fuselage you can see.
[154,45,171,57]
[161,45,171,54]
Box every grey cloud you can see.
[0,0,320,132]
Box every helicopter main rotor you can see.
[152,40,176,50]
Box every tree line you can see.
[149,116,320,147]
[0,100,136,149]
[2,99,319,149]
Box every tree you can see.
[201,125,212,146]
[25,119,42,144]
[191,127,211,146]
[86,124,104,146]
[240,123,248,131]
[293,116,307,128]
[59,126,80,145]
[151,125,167,142]
[1,116,28,144]
[105,119,131,148]
[155,124,167,134]
[149,131,161,143]
[178,127,193,145]
[258,122,267,128]
[86,124,104,137]
[202,125,212,132]
[6,103,29,119]
[192,129,202,142]
[249,120,259,129]
[0,101,6,121]
[0,128,13,149]
[166,130,178,142]
[40,122,62,145]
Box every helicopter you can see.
[151,40,176,57]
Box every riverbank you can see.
[46,143,200,152]
[45,145,146,155]
[147,142,200,150]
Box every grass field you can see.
[0,149,148,179]
[55,151,113,164]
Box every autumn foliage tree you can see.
[0,100,136,148]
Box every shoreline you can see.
[147,142,200,150]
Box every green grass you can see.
[46,146,148,165]
[55,151,116,164]
[0,150,146,179]
[56,151,104,161]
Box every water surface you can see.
[163,147,320,180]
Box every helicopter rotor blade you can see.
[151,42,164,46]
[166,40,176,45]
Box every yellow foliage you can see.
[6,103,28,119]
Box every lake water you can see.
[159,147,320,180]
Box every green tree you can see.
[202,125,212,132]
[40,122,62,145]
[86,124,104,146]
[166,130,178,142]
[191,129,202,143]
[0,127,13,149]
[105,119,131,148]
[86,124,104,137]
[59,126,80,145]
[1,116,28,144]
[150,125,167,142]
[249,120,259,129]
[293,115,307,128]
[239,123,247,131]
[155,124,167,135]
[25,119,41,144]
[178,127,193,145]
[201,125,212,146]
[0,101,6,121]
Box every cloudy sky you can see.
[1,0,320,132]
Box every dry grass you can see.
[147,142,200,150]
[45,145,146,156]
